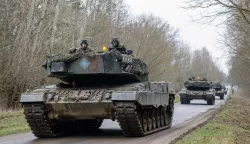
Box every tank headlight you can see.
[102,46,107,51]
[47,92,55,100]
[48,93,53,100]
[105,93,111,99]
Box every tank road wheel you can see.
[23,104,64,138]
[138,110,143,127]
[142,110,148,132]
[156,108,161,128]
[168,95,175,113]
[115,101,175,137]
[160,108,165,127]
[162,107,172,128]
[163,107,168,126]
[220,94,224,100]
[165,105,174,128]
[151,109,157,129]
[207,95,215,105]
[148,110,153,131]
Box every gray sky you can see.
[124,0,228,74]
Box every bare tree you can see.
[0,0,227,109]
[185,0,250,95]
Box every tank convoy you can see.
[211,83,225,100]
[20,45,176,138]
[179,77,215,105]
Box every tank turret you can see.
[44,50,149,86]
[184,80,211,91]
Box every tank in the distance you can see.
[179,77,215,105]
[211,83,225,100]
[20,48,176,138]
[222,85,228,95]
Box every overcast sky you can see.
[124,0,228,74]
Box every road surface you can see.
[0,94,228,144]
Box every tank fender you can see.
[111,91,169,106]
[20,92,47,103]
[111,91,137,101]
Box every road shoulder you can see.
[151,102,221,144]
[174,94,250,144]
[0,110,29,136]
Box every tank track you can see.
[23,103,63,138]
[23,103,104,138]
[114,97,174,137]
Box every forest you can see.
[0,0,226,109]
[185,0,250,96]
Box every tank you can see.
[20,49,176,138]
[222,85,227,95]
[179,79,215,105]
[211,83,225,99]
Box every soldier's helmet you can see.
[111,37,120,47]
[80,40,88,47]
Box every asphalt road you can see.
[0,94,228,144]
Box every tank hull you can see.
[21,82,175,137]
[180,88,216,105]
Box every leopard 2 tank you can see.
[179,77,215,105]
[211,83,225,100]
[20,49,176,138]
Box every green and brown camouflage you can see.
[44,49,149,85]
[20,48,175,138]
[179,79,216,105]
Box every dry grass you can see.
[0,110,30,136]
[176,94,250,144]
[175,93,180,103]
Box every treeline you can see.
[185,0,250,96]
[0,0,225,109]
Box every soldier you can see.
[202,77,207,81]
[109,37,127,54]
[192,77,195,81]
[69,40,95,57]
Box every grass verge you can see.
[175,93,180,103]
[0,110,30,136]
[175,94,250,144]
